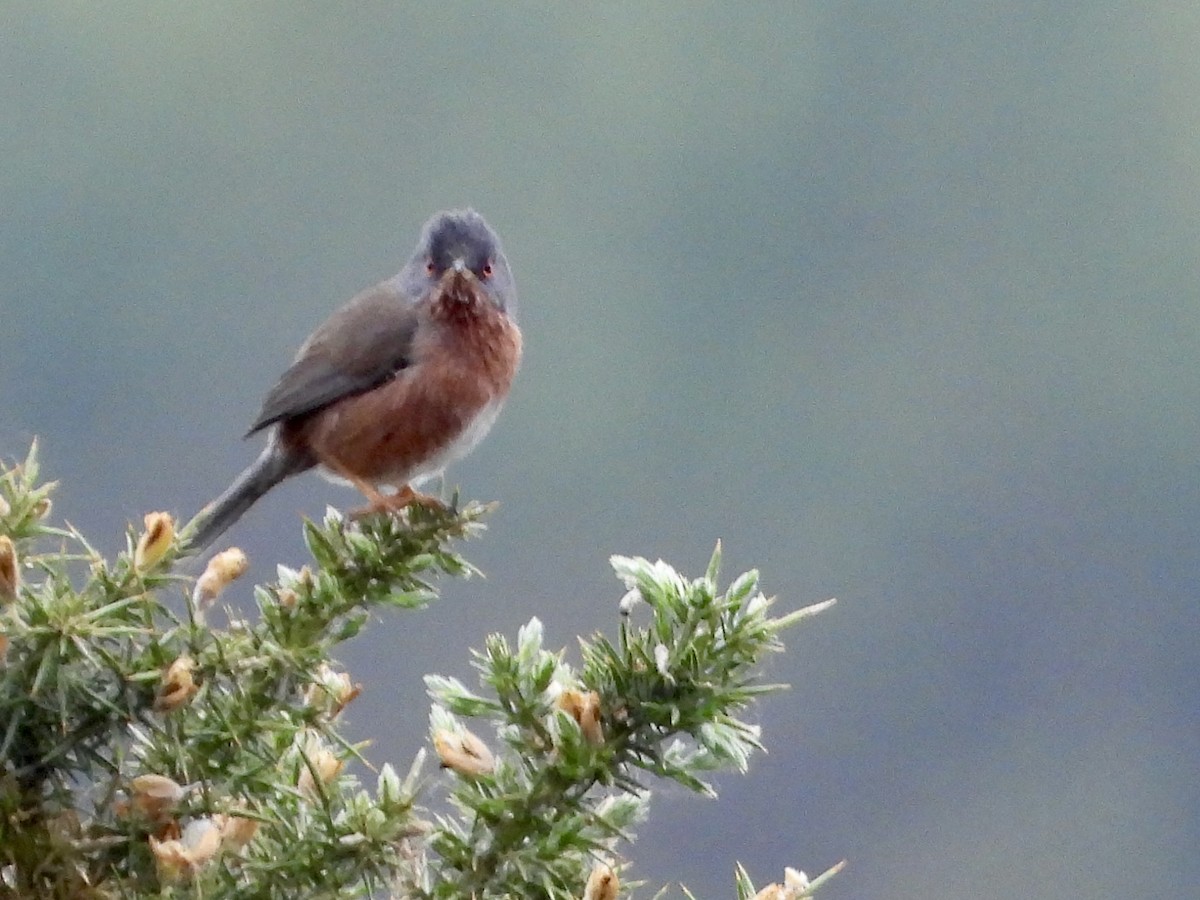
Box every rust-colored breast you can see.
[284,294,521,488]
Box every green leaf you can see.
[705,539,723,584]
[734,861,758,900]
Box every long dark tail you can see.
[185,445,310,555]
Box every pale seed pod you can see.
[134,512,176,570]
[583,862,619,900]
[154,656,198,712]
[433,727,495,778]
[304,663,361,717]
[0,536,18,603]
[130,774,188,820]
[557,689,605,746]
[193,547,249,606]
[149,817,222,882]
[214,813,260,850]
[298,746,345,796]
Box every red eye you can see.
[425,260,436,275]
[482,261,494,279]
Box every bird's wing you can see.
[245,281,420,436]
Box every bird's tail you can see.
[185,445,310,555]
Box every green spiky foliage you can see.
[0,444,840,899]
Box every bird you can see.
[186,208,522,554]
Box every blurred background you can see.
[2,3,1197,897]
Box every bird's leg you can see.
[316,459,392,519]
[346,476,391,518]
[318,456,446,519]
[347,480,446,520]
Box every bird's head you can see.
[401,208,516,315]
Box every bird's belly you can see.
[384,396,503,487]
[296,369,502,490]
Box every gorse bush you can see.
[0,443,841,899]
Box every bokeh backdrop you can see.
[3,3,1197,897]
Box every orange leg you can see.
[320,457,446,519]
[346,480,446,520]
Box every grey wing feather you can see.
[244,357,392,435]
[245,285,420,436]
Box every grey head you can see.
[396,208,517,316]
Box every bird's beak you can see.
[439,258,477,301]
[442,258,471,283]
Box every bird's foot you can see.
[349,484,446,521]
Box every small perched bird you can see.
[187,209,522,554]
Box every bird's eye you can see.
[481,261,494,279]
[425,259,436,275]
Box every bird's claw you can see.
[349,485,446,521]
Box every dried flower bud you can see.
[433,727,495,778]
[214,813,260,850]
[184,818,222,859]
[130,774,188,821]
[783,868,810,893]
[149,818,222,882]
[135,512,176,571]
[752,866,814,900]
[557,689,604,746]
[193,547,248,606]
[298,746,345,796]
[32,497,51,520]
[155,656,197,712]
[583,862,619,900]
[304,663,361,718]
[0,536,18,603]
[0,632,8,665]
[148,835,190,882]
[276,587,298,609]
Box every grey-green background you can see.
[3,3,1196,897]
